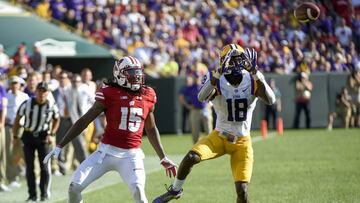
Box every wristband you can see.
[160,157,167,162]
[252,70,265,81]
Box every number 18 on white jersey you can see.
[205,71,258,137]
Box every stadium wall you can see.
[48,58,114,79]
[145,73,348,134]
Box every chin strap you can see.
[130,84,141,91]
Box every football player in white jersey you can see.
[153,44,276,203]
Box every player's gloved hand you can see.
[43,146,62,164]
[160,157,178,178]
[244,48,258,74]
[212,49,236,79]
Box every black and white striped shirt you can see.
[17,98,60,133]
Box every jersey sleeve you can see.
[199,72,221,100]
[52,103,60,119]
[201,72,210,86]
[95,87,107,106]
[145,87,157,109]
[17,100,28,117]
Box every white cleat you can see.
[9,181,21,188]
[0,184,11,192]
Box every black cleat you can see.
[40,195,48,201]
[26,196,37,202]
[152,185,183,203]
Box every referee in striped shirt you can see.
[13,82,60,202]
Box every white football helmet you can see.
[113,56,144,91]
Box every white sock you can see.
[172,178,185,191]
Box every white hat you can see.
[281,40,288,46]
[189,18,197,25]
[9,76,25,84]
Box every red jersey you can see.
[95,85,157,149]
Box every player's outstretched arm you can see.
[145,106,165,159]
[254,74,276,105]
[145,106,177,178]
[58,101,105,147]
[43,101,105,164]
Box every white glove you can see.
[43,146,62,164]
[160,157,178,178]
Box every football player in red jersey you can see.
[43,56,177,203]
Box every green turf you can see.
[66,129,360,203]
[4,129,359,203]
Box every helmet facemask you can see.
[224,54,247,86]
[113,57,144,91]
[225,51,251,73]
[219,44,250,86]
[121,66,144,91]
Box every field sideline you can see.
[1,129,359,203]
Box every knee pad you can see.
[130,184,147,203]
[68,182,84,195]
[68,182,85,203]
[185,151,201,165]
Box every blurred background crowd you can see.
[0,60,106,192]
[11,0,360,77]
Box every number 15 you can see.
[119,107,143,132]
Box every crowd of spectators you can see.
[0,42,104,193]
[14,0,360,78]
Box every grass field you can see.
[1,129,359,203]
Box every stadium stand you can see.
[16,0,360,77]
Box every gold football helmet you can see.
[219,44,249,86]
[219,43,245,66]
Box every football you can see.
[294,2,320,23]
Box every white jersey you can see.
[206,71,258,137]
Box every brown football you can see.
[294,2,320,23]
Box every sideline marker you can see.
[277,117,284,135]
[261,120,268,139]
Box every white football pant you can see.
[68,147,147,203]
